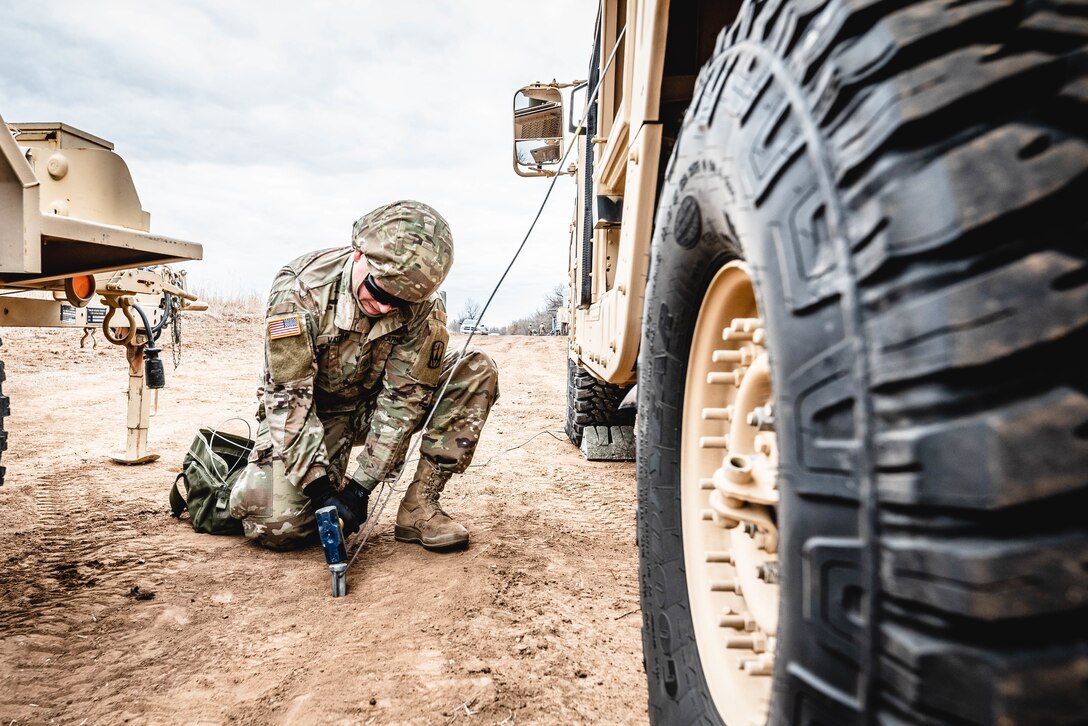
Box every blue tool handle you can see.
[315,505,347,565]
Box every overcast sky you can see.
[1,1,598,326]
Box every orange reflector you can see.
[64,275,97,307]
[71,275,94,299]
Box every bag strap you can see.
[172,418,254,517]
[189,418,254,486]
[169,472,187,518]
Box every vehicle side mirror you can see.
[513,85,564,177]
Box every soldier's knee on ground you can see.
[229,457,316,550]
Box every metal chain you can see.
[171,296,183,369]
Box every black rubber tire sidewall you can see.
[638,228,741,724]
[637,34,867,726]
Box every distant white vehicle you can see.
[459,319,488,335]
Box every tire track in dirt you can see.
[1,465,163,630]
[0,460,212,722]
[1,467,108,629]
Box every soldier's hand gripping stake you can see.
[315,506,348,597]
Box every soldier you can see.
[230,200,499,551]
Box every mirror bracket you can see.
[512,161,578,179]
[524,79,587,91]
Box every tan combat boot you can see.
[394,461,469,549]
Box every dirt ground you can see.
[0,310,647,725]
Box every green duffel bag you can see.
[169,424,254,535]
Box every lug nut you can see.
[746,406,775,431]
[732,317,762,333]
[756,562,780,584]
[712,349,743,363]
[726,632,768,653]
[723,329,752,342]
[719,608,758,631]
[727,636,755,649]
[714,347,753,365]
[701,406,733,421]
[719,614,746,629]
[743,654,774,676]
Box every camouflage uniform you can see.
[230,202,499,549]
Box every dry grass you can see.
[190,286,265,319]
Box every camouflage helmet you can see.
[351,200,454,303]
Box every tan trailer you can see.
[1,113,204,481]
[513,1,1088,724]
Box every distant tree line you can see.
[504,284,565,335]
[448,284,567,336]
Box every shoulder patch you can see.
[409,320,449,386]
[266,314,313,384]
[269,315,302,339]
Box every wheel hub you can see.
[681,262,779,722]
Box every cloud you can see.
[1,0,599,325]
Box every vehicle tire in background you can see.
[565,358,635,448]
[637,0,1088,723]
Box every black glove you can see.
[305,475,368,537]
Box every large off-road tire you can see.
[565,358,635,447]
[637,0,1088,724]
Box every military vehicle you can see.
[514,1,1087,723]
[1,112,203,484]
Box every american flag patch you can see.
[268,315,302,339]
